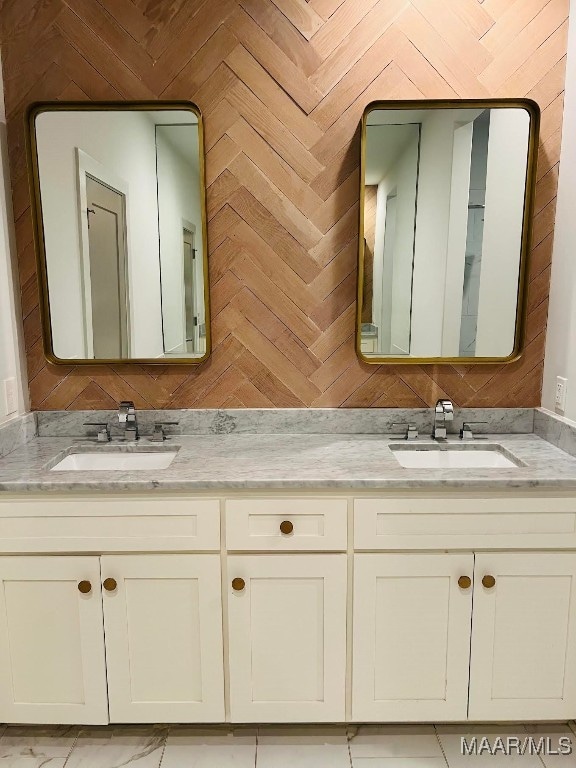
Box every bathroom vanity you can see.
[1,409,576,726]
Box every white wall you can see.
[410,111,481,356]
[371,131,419,355]
[156,126,203,354]
[0,63,27,422]
[542,0,576,418]
[475,109,529,357]
[36,111,165,359]
[442,121,474,356]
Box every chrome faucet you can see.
[118,401,138,441]
[433,399,454,440]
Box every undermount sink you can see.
[390,444,521,469]
[50,451,178,472]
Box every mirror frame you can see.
[356,98,540,365]
[26,100,211,366]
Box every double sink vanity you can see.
[0,404,576,727]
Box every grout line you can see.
[157,724,169,768]
[347,729,353,768]
[62,726,81,767]
[433,725,450,768]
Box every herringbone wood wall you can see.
[0,0,568,409]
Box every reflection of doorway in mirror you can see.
[183,227,197,354]
[85,176,129,359]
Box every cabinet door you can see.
[469,552,576,720]
[0,556,108,724]
[227,554,347,722]
[101,554,224,722]
[352,553,474,721]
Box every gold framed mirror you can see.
[357,99,540,365]
[27,101,210,365]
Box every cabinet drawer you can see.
[225,498,348,551]
[0,496,220,552]
[354,497,576,550]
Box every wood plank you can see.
[226,117,323,220]
[227,80,324,183]
[225,44,323,148]
[311,0,409,95]
[410,0,493,75]
[480,0,568,91]
[226,5,322,113]
[228,187,321,283]
[229,152,323,250]
[310,0,380,59]
[240,0,323,75]
[269,0,324,40]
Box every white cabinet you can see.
[101,554,225,722]
[227,554,347,722]
[469,552,576,720]
[352,553,474,721]
[0,556,108,724]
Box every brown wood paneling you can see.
[0,0,568,409]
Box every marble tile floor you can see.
[2,723,576,767]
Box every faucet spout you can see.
[118,400,138,441]
[433,399,453,440]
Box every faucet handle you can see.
[150,421,179,442]
[390,423,419,441]
[460,421,487,440]
[83,422,111,442]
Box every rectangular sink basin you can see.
[391,445,519,469]
[51,452,177,471]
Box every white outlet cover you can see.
[2,378,17,416]
[556,376,568,413]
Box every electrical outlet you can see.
[556,376,568,413]
[2,378,17,416]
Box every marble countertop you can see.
[1,432,576,492]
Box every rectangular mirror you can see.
[27,101,210,364]
[358,100,539,364]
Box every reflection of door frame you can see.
[181,219,196,354]
[76,149,131,358]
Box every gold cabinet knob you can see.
[482,575,496,589]
[280,520,294,535]
[232,577,246,592]
[458,575,472,589]
[103,578,117,592]
[78,580,92,594]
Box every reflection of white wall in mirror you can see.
[442,121,474,356]
[155,124,204,356]
[35,111,165,359]
[410,109,483,357]
[366,123,419,356]
[475,109,530,357]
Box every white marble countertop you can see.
[1,432,576,492]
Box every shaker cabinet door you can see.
[352,553,474,721]
[469,552,576,720]
[101,554,225,722]
[227,554,347,722]
[0,556,108,724]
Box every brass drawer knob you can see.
[103,578,117,592]
[280,520,294,535]
[482,575,496,589]
[458,575,472,589]
[232,577,246,592]
[78,580,92,594]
